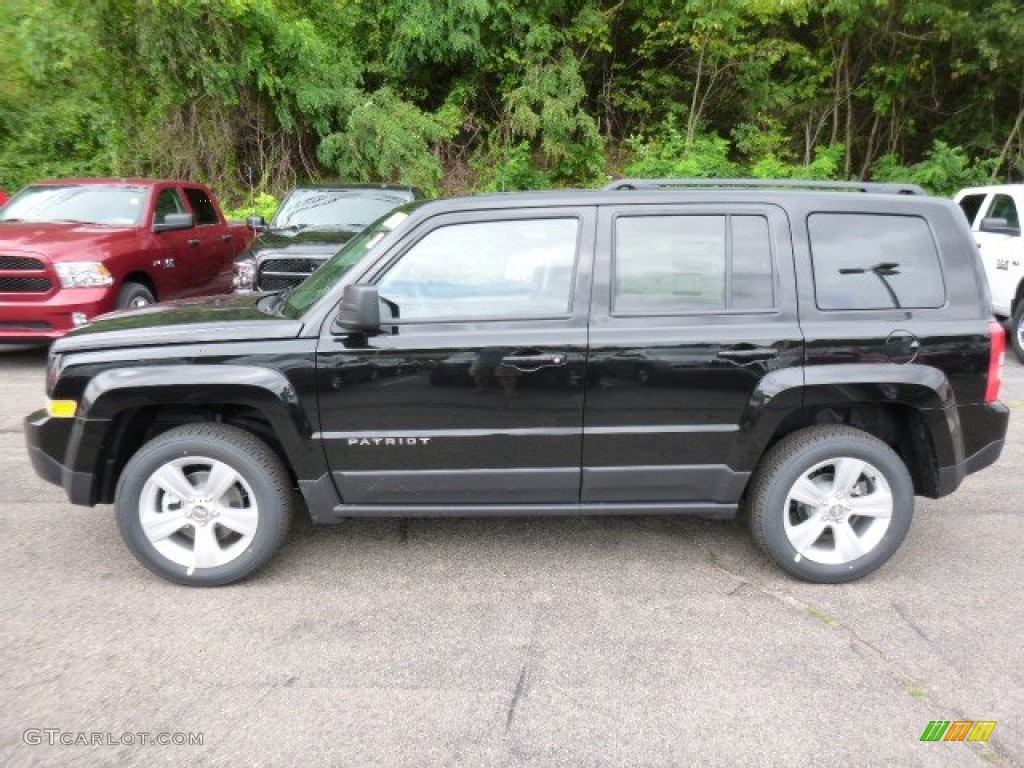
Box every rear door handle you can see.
[187,239,201,248]
[717,347,779,362]
[502,352,567,371]
[222,234,234,242]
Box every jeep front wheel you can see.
[115,424,291,586]
[747,426,913,583]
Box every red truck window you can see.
[155,189,186,224]
[184,188,219,226]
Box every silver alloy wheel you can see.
[138,456,259,570]
[782,456,893,565]
[127,295,151,308]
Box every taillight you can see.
[985,320,1005,403]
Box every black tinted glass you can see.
[184,188,219,225]
[988,194,1019,227]
[958,194,985,225]
[809,213,944,310]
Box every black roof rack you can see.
[603,178,926,195]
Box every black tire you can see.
[747,425,913,583]
[1010,302,1024,363]
[116,281,155,310]
[115,424,292,586]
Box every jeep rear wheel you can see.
[748,426,913,583]
[115,424,291,586]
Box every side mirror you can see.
[153,212,194,233]
[337,284,380,332]
[979,217,1021,237]
[247,215,266,231]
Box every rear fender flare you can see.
[735,364,959,470]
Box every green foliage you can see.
[473,143,554,192]
[222,192,281,223]
[1,0,1023,199]
[0,0,118,190]
[751,145,846,180]
[871,141,998,196]
[503,48,605,182]
[626,128,740,179]
[317,88,448,195]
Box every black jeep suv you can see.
[25,179,1009,586]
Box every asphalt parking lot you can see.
[1,343,1022,767]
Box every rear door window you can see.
[957,194,987,227]
[612,214,774,315]
[183,188,220,226]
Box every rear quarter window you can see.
[808,213,945,310]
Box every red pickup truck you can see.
[0,178,254,342]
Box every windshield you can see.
[282,207,415,318]
[271,188,413,230]
[0,184,148,226]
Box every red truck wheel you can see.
[117,282,155,310]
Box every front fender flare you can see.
[67,365,325,500]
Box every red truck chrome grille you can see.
[0,256,46,270]
[0,254,52,293]
[0,276,53,293]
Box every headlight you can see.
[55,262,114,288]
[233,258,256,291]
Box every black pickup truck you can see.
[232,183,418,292]
[26,179,1009,586]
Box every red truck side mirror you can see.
[153,212,194,233]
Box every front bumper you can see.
[24,409,96,505]
[0,288,115,341]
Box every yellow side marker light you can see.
[47,400,77,418]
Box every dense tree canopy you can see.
[1,0,1022,205]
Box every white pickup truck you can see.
[955,184,1024,360]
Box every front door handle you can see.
[222,234,234,242]
[187,239,201,248]
[717,347,779,362]
[502,352,567,371]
